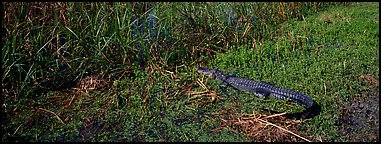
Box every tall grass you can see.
[2,2,349,99]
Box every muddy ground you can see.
[338,74,379,142]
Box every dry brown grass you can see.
[213,108,320,142]
[74,74,112,94]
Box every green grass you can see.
[209,2,378,141]
[2,2,378,142]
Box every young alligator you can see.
[196,67,315,108]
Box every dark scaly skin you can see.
[196,67,314,108]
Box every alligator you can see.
[196,67,316,109]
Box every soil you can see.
[337,74,379,142]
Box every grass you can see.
[2,2,378,142]
[211,3,378,141]
[208,3,378,141]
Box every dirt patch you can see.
[212,108,319,142]
[337,74,379,142]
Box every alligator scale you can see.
[197,67,315,108]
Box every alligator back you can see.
[226,76,314,108]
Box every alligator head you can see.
[196,67,228,81]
